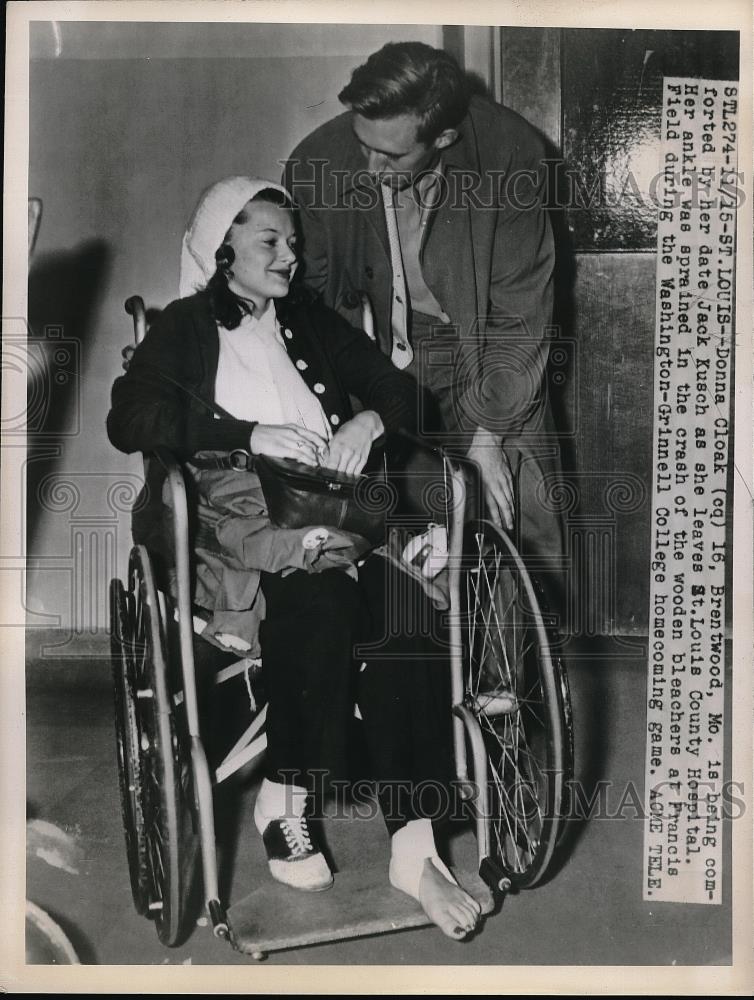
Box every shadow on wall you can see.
[26,239,111,551]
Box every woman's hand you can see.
[321,410,383,475]
[249,423,328,467]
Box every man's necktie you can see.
[381,181,414,370]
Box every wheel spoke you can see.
[488,756,539,869]
[477,546,512,688]
[149,827,165,884]
[488,758,523,865]
[151,817,164,846]
[482,731,547,805]
[481,709,546,855]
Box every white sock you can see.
[253,778,308,834]
[389,818,457,901]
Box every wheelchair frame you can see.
[110,295,574,956]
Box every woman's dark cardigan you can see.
[107,289,418,554]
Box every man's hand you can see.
[321,410,383,475]
[467,426,514,531]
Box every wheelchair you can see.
[108,295,574,958]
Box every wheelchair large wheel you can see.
[462,521,573,889]
[125,545,198,946]
[110,576,150,915]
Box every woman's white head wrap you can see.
[178,176,291,298]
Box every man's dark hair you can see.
[338,42,470,144]
[206,187,300,330]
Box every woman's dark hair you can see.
[206,187,299,330]
[338,42,470,144]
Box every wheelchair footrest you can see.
[226,865,494,956]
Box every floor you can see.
[24,634,733,970]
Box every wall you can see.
[25,21,441,640]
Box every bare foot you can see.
[417,859,482,941]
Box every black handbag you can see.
[254,452,394,546]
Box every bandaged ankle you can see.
[388,818,457,901]
[253,778,308,834]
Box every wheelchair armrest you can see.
[389,427,477,477]
[149,448,194,652]
[147,447,205,725]
[386,428,481,512]
[151,447,191,573]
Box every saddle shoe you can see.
[259,815,334,892]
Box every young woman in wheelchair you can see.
[107,176,482,940]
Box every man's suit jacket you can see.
[284,95,556,446]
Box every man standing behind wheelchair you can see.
[107,176,482,940]
[284,41,564,613]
